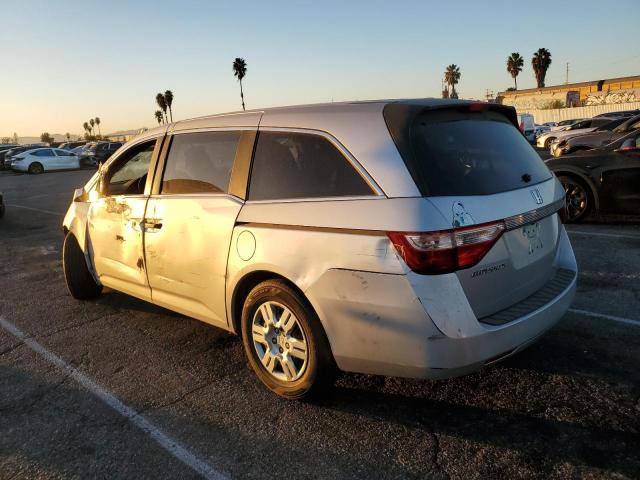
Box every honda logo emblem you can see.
[531,189,543,205]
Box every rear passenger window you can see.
[248,131,374,201]
[162,132,239,194]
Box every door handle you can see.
[142,219,163,231]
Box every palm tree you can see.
[89,118,95,137]
[83,122,90,136]
[444,64,461,99]
[232,57,247,110]
[154,110,164,125]
[156,93,168,123]
[95,117,101,136]
[164,90,174,122]
[532,48,552,88]
[506,53,524,90]
[65,132,70,140]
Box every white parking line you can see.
[566,229,640,241]
[6,204,64,216]
[0,316,227,480]
[568,308,640,327]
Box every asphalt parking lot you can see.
[0,168,639,479]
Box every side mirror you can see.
[96,164,107,196]
[73,188,88,202]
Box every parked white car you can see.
[534,124,551,137]
[11,147,80,174]
[549,119,584,132]
[536,118,615,149]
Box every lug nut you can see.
[271,338,277,344]
[285,343,290,349]
[279,347,283,353]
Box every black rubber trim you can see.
[479,268,576,326]
[228,130,257,200]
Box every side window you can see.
[248,131,374,201]
[35,149,53,157]
[105,140,155,196]
[56,149,71,156]
[161,131,239,194]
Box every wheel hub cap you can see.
[251,301,308,382]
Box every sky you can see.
[1,0,639,138]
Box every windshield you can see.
[384,106,552,196]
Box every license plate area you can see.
[503,215,559,269]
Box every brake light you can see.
[387,221,506,274]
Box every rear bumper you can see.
[417,272,575,379]
[307,225,577,379]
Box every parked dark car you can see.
[79,141,123,166]
[2,145,43,169]
[0,145,20,168]
[59,141,87,150]
[594,110,640,118]
[0,192,4,218]
[546,130,640,222]
[552,115,640,156]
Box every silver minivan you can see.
[63,99,577,399]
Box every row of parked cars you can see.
[537,110,640,222]
[0,141,123,173]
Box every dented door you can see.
[87,195,151,301]
[143,195,242,328]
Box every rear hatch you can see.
[384,103,565,320]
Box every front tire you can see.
[63,233,103,300]
[544,137,556,149]
[241,280,336,400]
[28,162,44,174]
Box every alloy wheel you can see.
[251,301,308,382]
[563,179,588,221]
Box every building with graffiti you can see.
[497,75,640,110]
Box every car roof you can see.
[166,98,515,131]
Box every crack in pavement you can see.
[0,370,73,414]
[414,410,450,480]
[0,342,25,357]
[133,381,215,419]
[38,312,114,340]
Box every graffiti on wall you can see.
[500,91,578,110]
[585,89,640,105]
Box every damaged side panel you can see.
[87,195,151,301]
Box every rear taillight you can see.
[387,221,506,274]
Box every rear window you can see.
[596,118,626,131]
[384,105,552,196]
[248,131,374,201]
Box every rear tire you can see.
[544,137,556,149]
[63,233,102,300]
[241,279,336,400]
[28,162,44,174]
[558,175,593,223]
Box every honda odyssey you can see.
[62,99,577,399]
